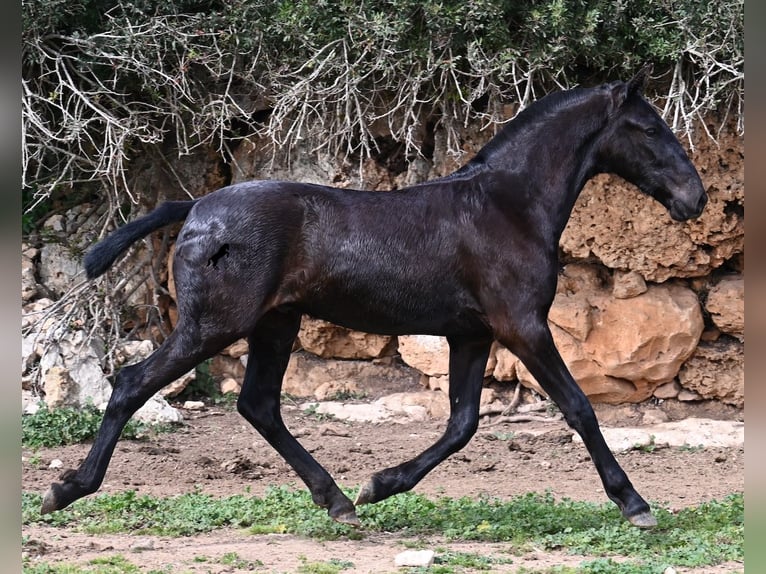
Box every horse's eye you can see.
[645,127,657,137]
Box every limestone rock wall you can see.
[22,118,744,417]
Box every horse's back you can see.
[172,179,490,336]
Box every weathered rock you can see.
[211,354,246,382]
[283,351,420,399]
[135,398,184,424]
[304,390,450,422]
[507,281,704,404]
[111,339,192,397]
[399,335,496,379]
[159,370,196,398]
[425,374,449,393]
[653,380,681,400]
[548,291,592,341]
[21,244,38,302]
[38,243,82,298]
[705,276,744,341]
[42,366,78,408]
[572,418,744,452]
[223,339,249,358]
[44,214,66,233]
[314,380,361,401]
[22,298,56,331]
[232,139,341,187]
[678,389,703,401]
[560,129,744,282]
[398,335,451,376]
[298,317,394,359]
[302,401,392,423]
[31,322,183,423]
[679,338,744,407]
[492,347,517,381]
[219,377,241,395]
[39,329,112,408]
[21,117,744,416]
[612,270,647,299]
[115,340,155,365]
[583,284,703,383]
[377,391,449,420]
[394,550,435,568]
[513,324,642,402]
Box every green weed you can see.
[302,403,337,421]
[22,403,173,449]
[22,554,141,574]
[22,487,743,572]
[297,555,354,573]
[434,549,514,570]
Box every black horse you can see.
[42,65,706,528]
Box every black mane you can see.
[465,85,607,168]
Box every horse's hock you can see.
[22,118,744,415]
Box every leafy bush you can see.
[22,402,162,448]
[22,0,743,208]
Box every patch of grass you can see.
[302,403,337,421]
[22,488,743,572]
[218,551,263,569]
[632,435,659,453]
[21,403,173,449]
[325,389,368,401]
[434,549,514,570]
[22,554,142,574]
[297,555,354,573]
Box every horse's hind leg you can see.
[356,335,493,505]
[41,323,236,514]
[503,324,656,528]
[236,309,359,525]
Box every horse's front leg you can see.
[236,310,359,525]
[500,321,657,528]
[356,335,492,505]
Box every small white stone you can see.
[394,549,435,568]
[49,459,63,469]
[183,400,206,410]
[663,567,677,574]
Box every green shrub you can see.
[22,402,166,448]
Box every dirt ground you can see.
[22,387,745,573]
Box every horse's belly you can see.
[298,281,488,337]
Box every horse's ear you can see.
[609,63,652,112]
[627,63,652,97]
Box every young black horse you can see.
[42,65,706,528]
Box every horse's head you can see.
[596,65,707,221]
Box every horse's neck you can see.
[478,119,603,241]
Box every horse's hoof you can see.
[40,486,60,515]
[332,509,361,527]
[354,481,376,506]
[627,510,657,528]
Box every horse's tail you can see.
[84,200,198,279]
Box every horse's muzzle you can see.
[669,190,707,221]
